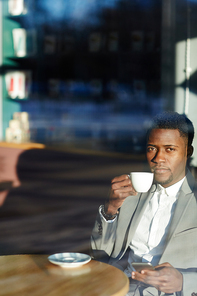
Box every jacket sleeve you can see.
[90,210,118,261]
[181,270,197,296]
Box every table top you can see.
[0,141,45,150]
[0,254,129,296]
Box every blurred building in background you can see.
[0,0,197,162]
[162,0,197,167]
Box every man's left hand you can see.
[132,262,183,293]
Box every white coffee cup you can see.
[130,172,154,193]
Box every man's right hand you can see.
[104,174,137,215]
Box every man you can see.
[91,111,197,295]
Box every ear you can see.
[187,145,193,158]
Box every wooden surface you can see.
[0,142,45,150]
[0,254,129,296]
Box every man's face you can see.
[146,128,189,188]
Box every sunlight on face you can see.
[146,129,188,187]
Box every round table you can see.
[0,254,129,296]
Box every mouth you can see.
[152,167,171,174]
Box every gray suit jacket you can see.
[91,171,197,296]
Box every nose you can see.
[152,149,166,164]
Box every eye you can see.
[166,147,175,152]
[147,146,156,152]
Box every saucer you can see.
[48,252,91,268]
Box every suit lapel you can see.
[159,171,195,263]
[127,190,154,237]
[164,191,193,243]
[110,194,141,259]
[111,185,156,259]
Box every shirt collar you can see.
[156,177,185,197]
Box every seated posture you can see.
[91,111,197,296]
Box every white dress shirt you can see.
[124,177,185,277]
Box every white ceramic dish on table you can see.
[48,252,91,268]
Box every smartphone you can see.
[131,262,155,272]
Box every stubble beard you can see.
[154,173,173,186]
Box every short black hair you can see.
[147,111,194,147]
